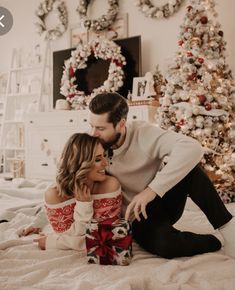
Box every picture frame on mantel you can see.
[70,24,88,48]
[132,77,148,100]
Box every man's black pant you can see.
[132,165,233,259]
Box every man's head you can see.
[88,93,129,149]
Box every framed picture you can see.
[70,24,88,48]
[88,30,106,42]
[132,77,148,100]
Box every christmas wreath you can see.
[35,0,68,40]
[77,0,119,32]
[60,38,126,107]
[135,0,184,19]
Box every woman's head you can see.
[56,133,107,198]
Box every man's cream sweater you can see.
[106,121,204,211]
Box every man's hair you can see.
[89,93,129,127]
[56,133,101,198]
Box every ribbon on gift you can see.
[86,224,132,265]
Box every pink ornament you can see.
[197,58,204,64]
[178,40,184,46]
[187,73,197,81]
[200,16,208,24]
[205,103,212,110]
[218,30,224,37]
[187,5,193,11]
[198,95,207,104]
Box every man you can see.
[88,92,235,259]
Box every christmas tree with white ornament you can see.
[158,0,235,202]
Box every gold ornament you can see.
[190,37,202,48]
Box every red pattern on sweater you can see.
[45,192,122,233]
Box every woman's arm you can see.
[18,206,47,237]
[44,200,93,250]
[36,184,94,251]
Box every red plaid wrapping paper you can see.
[85,218,132,265]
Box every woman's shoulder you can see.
[95,175,120,194]
[44,185,64,204]
[104,175,120,190]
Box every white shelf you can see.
[6,156,24,160]
[10,65,43,72]
[2,147,25,150]
[7,92,39,98]
[4,120,24,124]
[0,47,51,177]
[0,172,13,179]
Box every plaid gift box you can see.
[85,218,132,266]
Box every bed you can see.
[0,178,235,290]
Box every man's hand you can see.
[34,233,47,250]
[125,187,157,221]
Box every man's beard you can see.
[100,133,121,150]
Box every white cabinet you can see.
[25,105,157,180]
[25,111,89,180]
[128,105,157,122]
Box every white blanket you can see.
[0,180,235,290]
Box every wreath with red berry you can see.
[60,38,126,107]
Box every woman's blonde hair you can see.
[56,133,101,198]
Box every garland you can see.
[60,38,126,107]
[35,0,68,40]
[135,0,184,19]
[77,0,119,32]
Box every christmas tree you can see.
[158,0,235,201]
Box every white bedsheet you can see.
[0,179,235,290]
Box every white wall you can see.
[0,0,234,77]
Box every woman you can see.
[33,133,122,251]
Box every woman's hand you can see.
[74,183,91,202]
[34,233,47,250]
[125,187,157,221]
[18,226,41,237]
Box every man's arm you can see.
[125,125,203,221]
[141,126,203,197]
[125,187,156,221]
